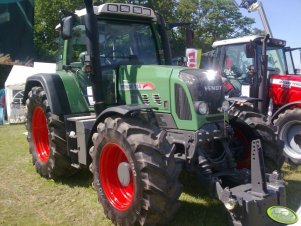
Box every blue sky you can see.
[236,0,301,69]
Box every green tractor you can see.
[23,1,287,225]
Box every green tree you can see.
[174,0,257,56]
[34,0,178,61]
[34,0,84,61]
[34,0,259,61]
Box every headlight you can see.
[205,69,217,81]
[194,101,209,114]
[224,198,236,211]
[221,100,230,112]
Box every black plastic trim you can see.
[175,84,192,120]
[87,104,156,149]
[23,73,71,115]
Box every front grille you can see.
[141,94,150,105]
[152,94,162,105]
[175,84,192,120]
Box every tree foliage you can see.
[174,0,257,55]
[34,0,84,61]
[34,0,260,61]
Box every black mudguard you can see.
[23,73,71,115]
[87,104,154,149]
[271,101,301,122]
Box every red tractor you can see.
[204,34,301,164]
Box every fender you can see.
[23,73,72,115]
[271,101,301,122]
[87,104,156,149]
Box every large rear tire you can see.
[274,108,301,164]
[26,86,77,178]
[90,116,182,226]
[230,112,284,173]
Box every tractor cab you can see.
[60,13,162,68]
[208,35,301,164]
[210,35,301,117]
[209,35,289,99]
[61,23,158,104]
[58,3,172,112]
[58,3,195,113]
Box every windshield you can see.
[267,47,286,74]
[98,21,159,66]
[257,46,287,74]
[285,51,295,74]
[221,44,253,80]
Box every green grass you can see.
[0,124,300,226]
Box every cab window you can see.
[98,21,159,66]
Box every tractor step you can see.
[71,163,80,169]
[65,114,96,168]
[70,149,79,154]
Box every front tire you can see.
[90,117,182,225]
[26,86,77,178]
[274,108,301,164]
[230,113,284,173]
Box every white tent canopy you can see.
[5,62,56,123]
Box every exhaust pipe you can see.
[258,34,269,113]
[84,0,105,114]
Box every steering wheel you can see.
[100,50,125,65]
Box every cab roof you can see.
[212,35,286,48]
[75,3,157,21]
[212,35,263,47]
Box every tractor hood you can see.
[118,65,182,113]
[178,69,224,114]
[118,65,226,131]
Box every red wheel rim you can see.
[234,128,251,169]
[100,143,134,211]
[32,106,50,163]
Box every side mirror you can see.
[61,16,74,40]
[246,41,255,58]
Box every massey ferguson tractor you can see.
[207,34,301,165]
[23,1,287,225]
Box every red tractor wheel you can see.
[90,117,182,225]
[230,120,256,169]
[32,106,50,163]
[99,143,134,211]
[232,126,252,169]
[26,86,77,178]
[274,108,301,164]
